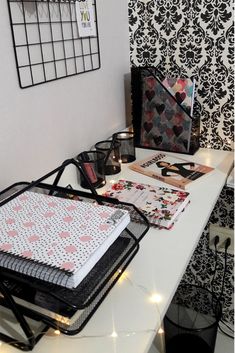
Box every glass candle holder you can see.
[114,131,136,163]
[95,140,121,175]
[76,151,106,189]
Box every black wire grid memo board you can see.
[7,0,101,88]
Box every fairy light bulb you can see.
[158,327,164,334]
[54,330,61,335]
[117,270,128,284]
[149,293,162,303]
[110,331,118,338]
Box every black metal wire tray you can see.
[0,159,149,349]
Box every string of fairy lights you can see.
[0,268,165,351]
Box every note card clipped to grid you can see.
[7,0,101,88]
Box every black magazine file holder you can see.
[0,159,149,350]
[131,67,200,155]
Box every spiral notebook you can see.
[0,191,130,288]
[1,235,131,326]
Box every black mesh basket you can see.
[164,283,222,353]
[0,159,149,350]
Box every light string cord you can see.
[68,272,163,340]
[0,272,162,348]
[211,237,219,300]
[210,237,234,339]
[218,244,228,304]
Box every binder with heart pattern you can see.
[162,77,196,117]
[131,67,200,155]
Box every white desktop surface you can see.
[1,148,234,353]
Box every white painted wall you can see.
[0,0,130,189]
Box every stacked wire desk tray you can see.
[0,159,149,351]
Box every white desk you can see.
[2,148,234,353]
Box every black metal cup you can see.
[76,151,106,189]
[113,131,136,163]
[95,140,121,175]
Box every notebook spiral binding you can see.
[0,251,73,286]
[0,158,149,350]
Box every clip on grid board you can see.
[7,0,101,88]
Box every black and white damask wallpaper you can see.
[128,0,234,327]
[182,186,234,326]
[129,0,234,150]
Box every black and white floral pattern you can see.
[129,0,234,326]
[129,0,234,150]
[182,186,234,325]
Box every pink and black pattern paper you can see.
[0,191,129,275]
